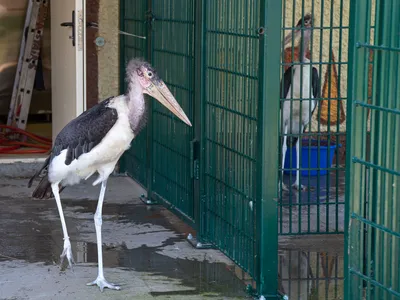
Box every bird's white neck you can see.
[126,75,147,135]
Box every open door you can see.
[51,0,86,142]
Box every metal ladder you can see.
[7,0,49,130]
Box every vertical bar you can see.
[146,0,153,198]
[118,0,126,172]
[344,0,355,297]
[195,0,205,238]
[256,0,281,297]
[345,0,370,298]
[119,0,125,100]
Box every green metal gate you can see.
[119,0,400,298]
[346,0,400,298]
[120,0,196,222]
[119,0,148,187]
[278,2,349,236]
[149,0,196,221]
[120,0,281,297]
[201,0,261,280]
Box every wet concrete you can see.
[277,169,345,299]
[0,176,248,299]
[278,235,344,300]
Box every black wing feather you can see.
[311,67,320,115]
[51,96,119,165]
[280,66,294,109]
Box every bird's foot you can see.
[279,182,290,192]
[87,277,121,292]
[292,183,306,191]
[60,237,74,270]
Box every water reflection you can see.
[0,196,248,298]
[278,235,344,300]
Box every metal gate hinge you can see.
[145,10,156,27]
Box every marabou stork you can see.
[28,58,192,291]
[280,14,320,191]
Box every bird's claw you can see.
[60,238,75,270]
[87,277,121,292]
[292,183,306,191]
[279,181,290,192]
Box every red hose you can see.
[0,124,52,154]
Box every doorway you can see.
[0,0,87,160]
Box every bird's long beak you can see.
[283,28,301,47]
[144,79,192,126]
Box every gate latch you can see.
[145,10,156,27]
[190,139,200,180]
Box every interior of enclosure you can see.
[277,2,351,297]
[119,0,399,299]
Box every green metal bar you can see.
[351,213,400,238]
[345,0,369,297]
[194,0,204,240]
[152,17,194,24]
[356,43,400,53]
[352,158,400,176]
[119,0,125,96]
[256,0,281,297]
[152,48,193,58]
[336,0,345,234]
[118,0,127,173]
[354,101,400,115]
[145,0,153,200]
[317,0,325,236]
[207,30,258,38]
[205,102,258,121]
[206,66,258,80]
[349,269,400,298]
[368,2,381,298]
[375,3,393,298]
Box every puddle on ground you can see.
[0,196,248,298]
[278,235,344,300]
[0,183,345,299]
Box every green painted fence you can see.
[119,0,400,298]
[119,0,148,187]
[346,0,400,298]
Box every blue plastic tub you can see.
[283,139,341,176]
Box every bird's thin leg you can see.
[293,135,305,190]
[280,125,289,192]
[51,183,74,269]
[87,180,121,291]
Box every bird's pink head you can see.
[125,58,192,127]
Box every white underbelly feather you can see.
[48,104,135,185]
[281,64,316,134]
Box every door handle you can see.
[60,10,75,46]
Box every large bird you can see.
[28,58,192,291]
[280,14,320,191]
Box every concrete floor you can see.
[278,171,345,299]
[0,174,248,300]
[279,170,345,235]
[0,160,346,300]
